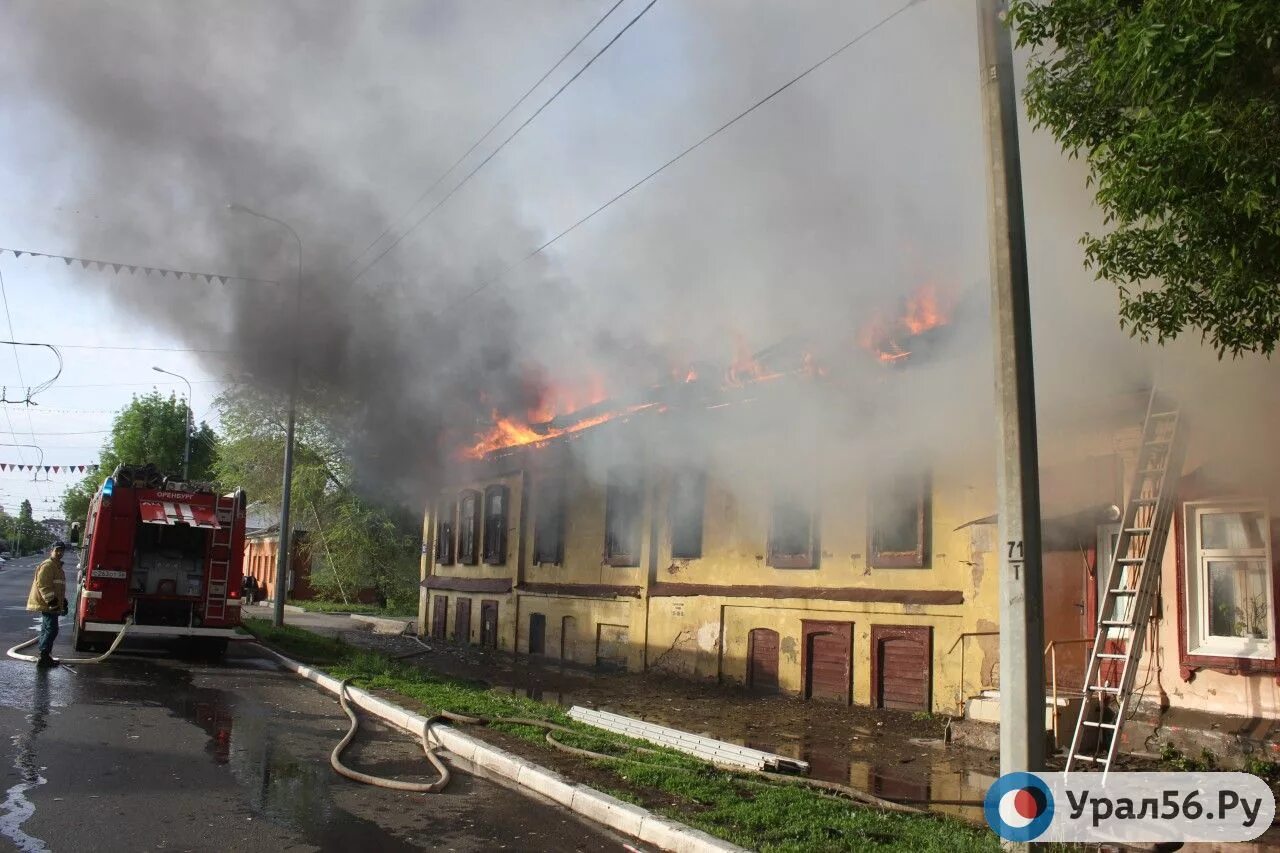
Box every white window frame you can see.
[1184,500,1275,660]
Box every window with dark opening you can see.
[768,486,818,568]
[533,475,566,565]
[483,484,509,565]
[458,490,480,565]
[605,466,644,567]
[669,470,706,559]
[434,499,456,566]
[869,473,928,568]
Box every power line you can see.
[343,0,629,274]
[31,342,232,354]
[0,429,110,436]
[350,0,659,284]
[445,0,925,311]
[34,379,233,390]
[0,262,47,503]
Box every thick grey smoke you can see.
[1,0,1272,507]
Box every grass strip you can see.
[244,618,1000,852]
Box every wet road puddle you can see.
[0,670,57,853]
[490,666,993,820]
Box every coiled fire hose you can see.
[328,675,928,815]
[6,616,134,665]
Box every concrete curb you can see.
[250,601,306,614]
[349,613,416,635]
[255,644,745,853]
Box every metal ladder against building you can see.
[1065,391,1185,775]
[205,493,239,622]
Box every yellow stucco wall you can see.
[522,459,649,591]
[512,593,643,668]
[425,591,516,651]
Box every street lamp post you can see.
[152,366,192,481]
[228,203,302,629]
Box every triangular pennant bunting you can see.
[79,259,90,269]
[52,466,59,474]
[128,266,137,274]
[63,257,73,266]
[112,264,122,273]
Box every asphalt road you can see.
[0,553,633,853]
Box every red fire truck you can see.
[72,464,247,658]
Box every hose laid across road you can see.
[6,617,134,665]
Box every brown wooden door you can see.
[871,625,932,711]
[528,613,546,655]
[454,598,471,645]
[431,596,448,640]
[802,621,852,704]
[480,600,499,649]
[747,628,780,692]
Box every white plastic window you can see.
[1185,502,1275,660]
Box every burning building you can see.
[422,310,998,713]
[423,310,1280,765]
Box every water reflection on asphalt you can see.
[0,669,52,853]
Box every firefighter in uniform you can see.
[27,541,68,667]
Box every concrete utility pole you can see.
[152,366,192,481]
[977,0,1046,783]
[228,203,303,629]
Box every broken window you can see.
[458,490,480,565]
[1185,501,1275,660]
[604,465,644,567]
[483,484,509,565]
[434,498,456,566]
[768,485,818,569]
[869,473,928,568]
[533,474,566,565]
[669,469,706,559]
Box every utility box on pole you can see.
[977,0,1047,780]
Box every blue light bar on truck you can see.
[102,477,114,497]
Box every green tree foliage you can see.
[1,498,51,555]
[213,387,420,610]
[1010,1,1280,355]
[61,391,216,523]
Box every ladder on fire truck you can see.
[1065,390,1185,775]
[204,491,240,622]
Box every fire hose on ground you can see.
[325,673,937,815]
[6,616,135,665]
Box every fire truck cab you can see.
[73,464,247,658]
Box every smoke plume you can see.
[1,0,1274,508]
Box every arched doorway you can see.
[560,615,577,663]
[802,621,852,704]
[747,628,780,693]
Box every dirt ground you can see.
[333,623,1000,820]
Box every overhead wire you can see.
[0,341,63,403]
[342,0,629,274]
[349,0,659,284]
[440,0,926,311]
[0,261,49,503]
